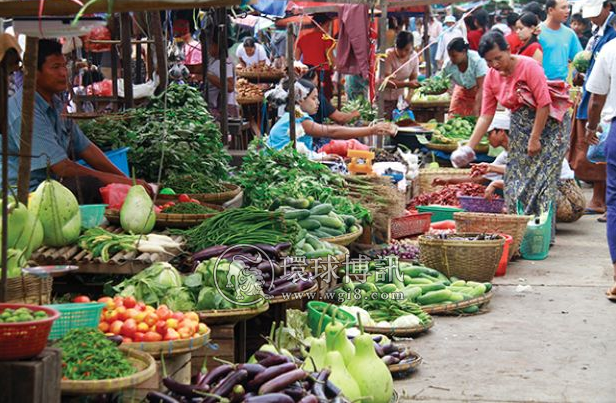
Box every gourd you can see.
[304,337,327,372]
[324,315,355,366]
[324,351,361,402]
[347,333,393,403]
[120,184,155,234]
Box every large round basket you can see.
[237,95,264,105]
[105,203,223,229]
[237,69,284,81]
[418,234,505,282]
[5,274,52,304]
[197,302,269,325]
[418,168,472,195]
[421,291,493,315]
[158,183,242,205]
[426,142,489,154]
[453,212,532,260]
[320,225,363,246]
[364,317,433,337]
[122,331,210,358]
[304,245,349,299]
[268,283,319,305]
[60,347,156,395]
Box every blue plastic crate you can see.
[77,147,130,176]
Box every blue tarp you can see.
[253,0,288,17]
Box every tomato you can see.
[144,331,163,342]
[136,302,147,311]
[134,311,147,323]
[133,332,145,342]
[178,194,191,203]
[190,198,200,204]
[144,312,158,327]
[105,310,119,323]
[179,319,197,334]
[137,322,150,333]
[122,337,133,344]
[116,306,128,321]
[73,295,90,303]
[184,312,199,323]
[155,320,167,335]
[121,318,137,338]
[97,296,113,306]
[123,296,137,309]
[171,311,184,321]
[125,308,140,320]
[198,323,209,335]
[113,296,124,307]
[178,327,193,339]
[156,305,171,321]
[144,305,156,313]
[164,328,180,341]
[110,320,124,335]
[98,321,110,332]
[166,318,179,330]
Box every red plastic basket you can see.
[391,212,432,238]
[0,304,60,360]
[457,196,505,213]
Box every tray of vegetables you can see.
[416,74,451,96]
[57,328,156,394]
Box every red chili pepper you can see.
[178,194,191,203]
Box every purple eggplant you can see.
[324,379,341,398]
[381,343,395,355]
[275,241,292,253]
[237,363,266,378]
[373,342,384,357]
[372,335,383,343]
[146,391,181,403]
[381,355,400,365]
[248,362,297,389]
[257,260,276,272]
[203,369,248,403]
[282,385,306,401]
[162,377,209,398]
[258,369,308,395]
[221,252,262,266]
[244,394,295,403]
[298,395,318,403]
[199,364,233,388]
[106,335,123,346]
[257,354,291,367]
[193,245,229,262]
[296,279,315,291]
[268,282,300,296]
[312,369,330,400]
[254,350,275,361]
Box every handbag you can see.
[587,121,611,164]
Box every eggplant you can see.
[275,241,292,254]
[298,395,318,403]
[248,244,280,258]
[258,354,291,367]
[106,335,123,346]
[268,282,300,296]
[258,369,308,395]
[257,260,276,272]
[193,245,228,262]
[221,252,262,266]
[254,350,275,361]
[373,342,384,357]
[229,384,246,403]
[248,362,297,389]
[312,369,330,400]
[204,369,248,403]
[244,394,295,403]
[162,377,209,398]
[282,386,306,401]
[199,364,233,387]
[237,363,266,378]
[371,335,383,343]
[296,279,315,291]
[381,355,400,365]
[146,391,181,403]
[381,343,396,355]
[324,379,341,398]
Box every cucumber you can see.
[310,203,333,215]
[418,273,441,283]
[405,278,434,285]
[417,289,453,305]
[378,284,399,293]
[295,238,306,250]
[460,305,479,314]
[450,280,467,287]
[306,235,324,250]
[283,197,310,209]
[349,225,359,233]
[416,282,447,293]
[484,283,493,292]
[400,265,441,278]
[305,249,335,259]
[297,228,308,240]
[317,226,345,237]
[401,286,422,301]
[303,243,315,253]
[311,230,332,239]
[340,214,357,227]
[446,286,476,294]
[448,292,465,302]
[468,284,487,297]
[312,215,345,229]
[298,219,321,230]
[283,209,311,220]
[356,282,378,293]
[466,281,483,287]
[403,275,413,286]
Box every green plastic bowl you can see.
[307,301,357,337]
[79,204,108,229]
[417,205,465,222]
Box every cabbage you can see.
[150,262,182,288]
[339,306,374,327]
[29,180,81,247]
[391,314,421,327]
[120,184,155,234]
[573,50,592,73]
[162,288,195,311]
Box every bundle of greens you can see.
[235,140,372,223]
[341,96,376,123]
[164,172,227,194]
[416,73,451,96]
[161,202,218,215]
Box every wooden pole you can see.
[423,6,432,77]
[0,52,9,302]
[377,0,388,148]
[200,28,209,105]
[218,21,228,140]
[16,36,38,205]
[149,11,167,95]
[110,15,120,111]
[286,23,296,148]
[120,12,134,108]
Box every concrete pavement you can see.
[395,214,616,403]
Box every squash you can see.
[324,351,361,401]
[347,333,393,403]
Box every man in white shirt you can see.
[584,38,616,300]
[236,37,270,68]
[435,16,464,70]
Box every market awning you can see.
[0,0,245,18]
[232,14,275,31]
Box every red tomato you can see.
[121,318,137,338]
[125,308,140,319]
[190,198,200,204]
[98,321,110,333]
[123,296,137,309]
[178,327,193,339]
[144,312,159,327]
[122,337,133,344]
[136,302,147,311]
[116,306,129,321]
[171,311,184,321]
[178,194,191,203]
[184,312,199,323]
[156,305,171,321]
[98,296,113,304]
[198,323,209,335]
[73,295,91,303]
[110,320,124,335]
[134,332,146,342]
[155,320,168,336]
[113,296,124,307]
[105,310,119,323]
[164,328,180,341]
[144,331,163,342]
[136,322,150,333]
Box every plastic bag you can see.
[587,122,611,164]
[451,145,476,168]
[86,79,113,96]
[100,184,132,210]
[318,139,369,157]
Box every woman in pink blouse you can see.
[456,31,570,217]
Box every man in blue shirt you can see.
[5,39,149,202]
[539,0,583,81]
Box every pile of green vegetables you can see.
[341,96,376,123]
[430,116,477,145]
[278,198,360,239]
[416,73,451,96]
[161,202,218,215]
[0,307,48,323]
[235,140,371,224]
[163,172,227,195]
[80,84,231,183]
[174,207,300,252]
[57,328,135,380]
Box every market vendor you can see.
[381,31,421,120]
[236,37,270,68]
[443,38,488,117]
[265,78,396,153]
[5,39,151,203]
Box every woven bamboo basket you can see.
[421,291,494,315]
[122,330,210,358]
[418,168,472,194]
[105,202,223,229]
[364,317,433,337]
[453,212,532,259]
[304,245,349,299]
[236,69,284,81]
[418,234,504,282]
[389,349,423,377]
[60,347,156,394]
[197,302,269,325]
[320,225,363,246]
[237,95,264,105]
[158,183,242,205]
[5,274,52,304]
[268,283,319,305]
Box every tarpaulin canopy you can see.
[252,0,288,17]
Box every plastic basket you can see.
[519,205,553,261]
[78,147,130,176]
[0,303,60,360]
[79,204,108,229]
[45,302,105,340]
[417,205,465,222]
[391,212,432,238]
[457,196,505,213]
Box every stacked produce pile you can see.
[416,74,450,96]
[365,240,420,261]
[429,116,476,145]
[277,199,360,239]
[408,183,492,208]
[237,78,264,100]
[81,84,231,188]
[0,306,49,323]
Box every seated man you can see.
[6,39,150,203]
